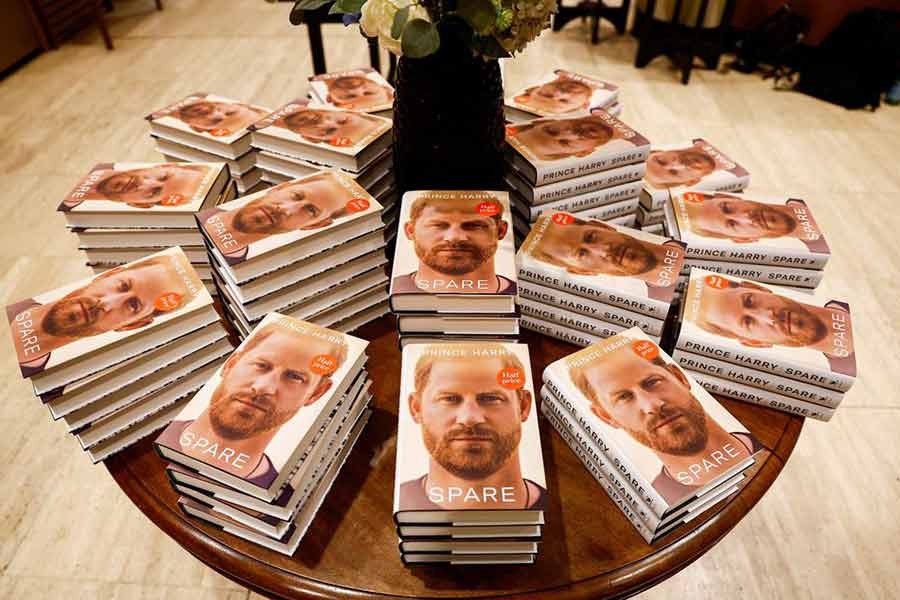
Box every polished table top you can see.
[106,315,803,600]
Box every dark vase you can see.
[392,36,506,194]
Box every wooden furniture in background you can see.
[302,4,397,81]
[0,0,43,74]
[552,0,632,44]
[107,315,803,600]
[25,0,163,52]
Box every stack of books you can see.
[638,138,749,231]
[542,328,763,543]
[388,190,520,346]
[157,314,373,555]
[59,162,235,296]
[504,110,650,242]
[393,342,548,564]
[147,93,272,195]
[308,67,394,118]
[672,269,856,422]
[664,189,830,294]
[197,170,390,339]
[250,98,398,236]
[6,248,229,463]
[515,212,685,348]
[504,69,622,123]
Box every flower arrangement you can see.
[289,0,557,59]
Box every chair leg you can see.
[155,0,163,9]
[307,19,326,74]
[94,0,113,50]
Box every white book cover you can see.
[308,67,394,113]
[146,93,272,145]
[505,69,618,118]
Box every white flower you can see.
[360,0,431,56]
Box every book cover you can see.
[389,190,517,298]
[249,99,392,157]
[6,247,211,379]
[544,327,761,511]
[641,139,749,209]
[393,342,547,514]
[308,67,394,113]
[681,259,824,289]
[58,162,226,213]
[669,190,830,269]
[155,312,367,492]
[516,212,685,318]
[146,93,272,145]
[197,169,382,265]
[505,111,650,186]
[505,69,618,118]
[677,269,857,390]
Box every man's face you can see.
[414,357,524,480]
[537,221,656,276]
[583,351,709,456]
[327,76,392,109]
[283,109,379,144]
[232,177,348,234]
[97,166,204,206]
[208,333,332,440]
[699,285,827,347]
[646,149,716,187]
[692,196,797,240]
[518,79,592,114]
[42,262,179,338]
[178,101,264,133]
[406,206,503,276]
[514,118,610,160]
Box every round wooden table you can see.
[106,315,803,600]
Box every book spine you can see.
[576,196,640,223]
[672,350,843,408]
[542,370,670,515]
[528,182,642,221]
[518,260,669,318]
[518,296,630,340]
[528,164,646,205]
[684,245,828,270]
[681,260,823,288]
[675,332,855,392]
[518,280,664,336]
[519,315,604,348]
[541,403,656,543]
[541,389,663,530]
[687,370,836,421]
[535,146,650,186]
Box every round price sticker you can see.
[346,198,370,213]
[160,193,185,206]
[505,125,519,137]
[329,136,352,147]
[551,213,574,226]
[631,340,659,361]
[210,128,231,137]
[154,292,183,312]
[704,274,729,289]
[497,367,525,390]
[683,192,705,204]
[310,354,338,375]
[477,201,501,216]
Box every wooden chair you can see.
[552,0,632,44]
[25,0,163,52]
[302,4,397,82]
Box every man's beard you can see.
[208,383,294,441]
[415,239,496,276]
[775,298,827,346]
[625,395,709,456]
[423,423,520,480]
[42,292,102,337]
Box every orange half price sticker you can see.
[477,201,501,216]
[704,274,729,289]
[631,340,659,361]
[683,192,706,204]
[329,136,352,147]
[551,212,574,226]
[154,292,183,312]
[497,367,525,390]
[209,128,231,137]
[160,193,186,206]
[505,125,519,137]
[346,198,370,213]
[310,354,338,375]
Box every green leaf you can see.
[328,0,364,14]
[391,6,410,40]
[401,19,440,58]
[455,0,497,35]
[293,0,332,12]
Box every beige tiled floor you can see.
[1,1,899,598]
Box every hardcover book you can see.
[308,67,394,115]
[681,259,824,289]
[389,190,518,314]
[6,247,214,384]
[504,69,619,121]
[505,111,650,186]
[146,93,272,158]
[505,161,645,205]
[393,342,547,524]
[667,190,830,269]
[508,178,642,223]
[196,170,383,282]
[249,99,392,172]
[155,312,368,500]
[677,269,856,391]
[57,162,229,228]
[641,139,749,210]
[516,212,686,318]
[543,327,761,515]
